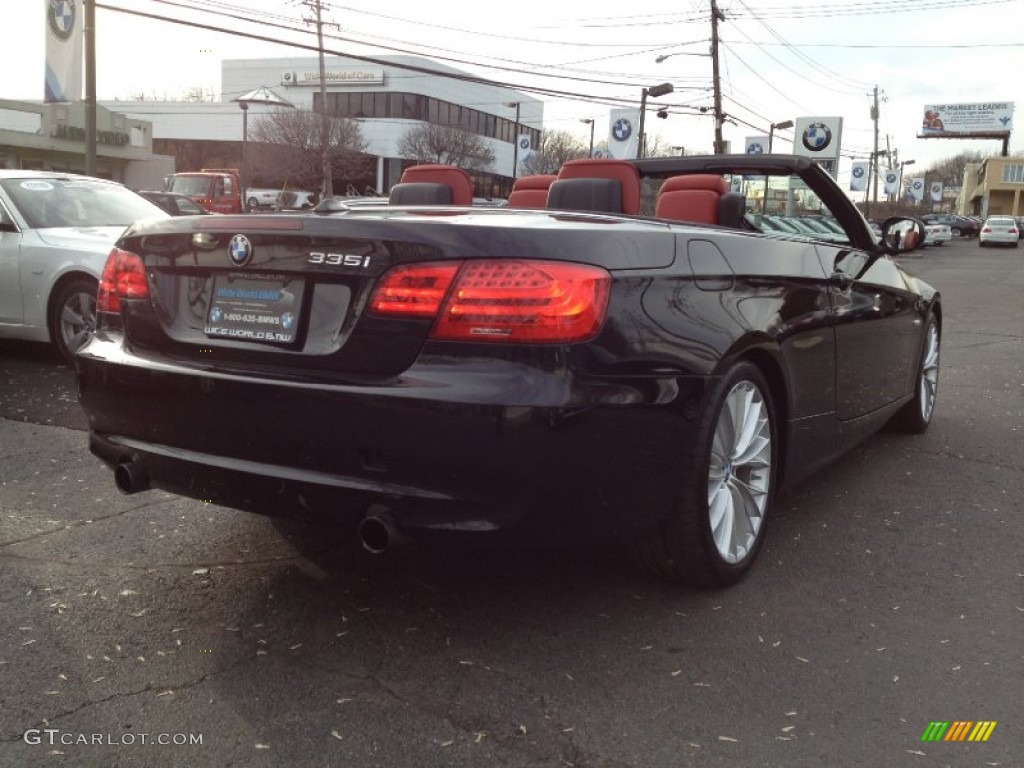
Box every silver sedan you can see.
[0,171,167,360]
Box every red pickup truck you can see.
[166,169,243,214]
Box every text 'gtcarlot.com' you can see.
[23,729,203,746]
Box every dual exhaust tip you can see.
[113,461,405,555]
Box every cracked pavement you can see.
[0,238,1021,767]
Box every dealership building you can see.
[102,54,543,197]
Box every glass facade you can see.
[315,91,539,149]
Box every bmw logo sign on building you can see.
[747,142,764,154]
[852,166,865,178]
[793,117,843,163]
[228,234,253,266]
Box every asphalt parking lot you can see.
[0,237,1021,767]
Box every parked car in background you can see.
[921,213,979,237]
[246,187,318,211]
[166,169,244,214]
[0,170,168,360]
[923,221,952,246]
[979,215,1020,247]
[138,190,212,216]
[76,155,939,588]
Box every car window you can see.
[644,171,856,246]
[0,178,164,229]
[176,196,206,215]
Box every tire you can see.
[50,278,98,362]
[629,362,778,587]
[950,227,961,237]
[891,315,940,433]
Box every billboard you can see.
[920,103,1014,136]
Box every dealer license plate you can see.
[205,273,305,343]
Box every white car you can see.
[978,215,1019,248]
[923,222,952,246]
[246,187,317,211]
[0,170,168,360]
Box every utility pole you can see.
[84,0,96,176]
[303,0,333,200]
[868,85,882,214]
[710,0,725,154]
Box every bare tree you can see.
[181,86,216,102]
[251,108,369,192]
[519,130,588,175]
[397,124,495,171]
[924,150,987,188]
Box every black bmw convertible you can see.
[76,155,939,587]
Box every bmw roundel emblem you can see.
[612,118,632,142]
[519,137,530,150]
[852,166,865,178]
[48,0,76,42]
[281,312,295,330]
[228,234,253,266]
[747,142,764,154]
[801,122,833,152]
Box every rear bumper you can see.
[78,338,709,542]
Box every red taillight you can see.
[97,247,149,313]
[370,260,611,343]
[369,263,460,317]
[981,227,992,233]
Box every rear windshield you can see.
[1,177,165,229]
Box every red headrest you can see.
[508,174,557,209]
[659,174,729,194]
[655,174,729,224]
[556,159,641,215]
[398,165,473,206]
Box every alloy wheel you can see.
[919,321,940,422]
[60,289,97,355]
[707,381,773,563]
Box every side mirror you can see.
[880,217,925,253]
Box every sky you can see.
[4,0,1022,187]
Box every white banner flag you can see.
[850,161,870,192]
[45,0,83,102]
[607,109,640,159]
[908,178,925,202]
[884,169,899,196]
[929,180,944,202]
[516,134,532,173]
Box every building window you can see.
[1001,164,1024,184]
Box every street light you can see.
[768,119,793,152]
[637,82,674,159]
[655,50,710,63]
[504,101,521,179]
[233,86,294,202]
[762,120,793,213]
[580,118,595,157]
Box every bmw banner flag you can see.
[45,0,83,103]
[849,161,870,192]
[884,169,899,196]
[929,180,944,203]
[516,134,533,172]
[607,108,640,159]
[908,178,925,203]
